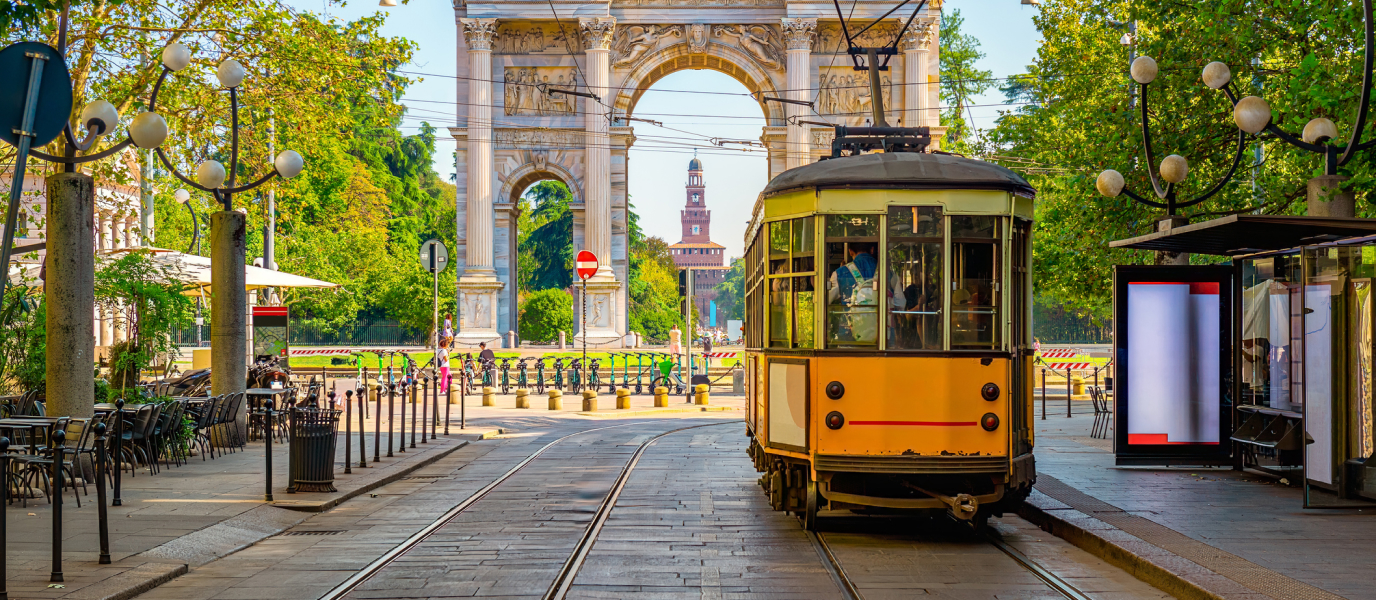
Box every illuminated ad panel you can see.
[1113,266,1232,465]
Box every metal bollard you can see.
[374,383,383,463]
[0,437,6,598]
[50,429,65,583]
[1066,367,1072,418]
[654,386,669,407]
[343,389,354,473]
[445,379,453,435]
[387,383,396,457]
[482,386,495,407]
[264,400,275,502]
[548,389,563,410]
[695,383,710,406]
[113,398,123,506]
[582,390,598,412]
[1040,368,1047,420]
[397,382,407,454]
[616,388,631,410]
[431,374,439,440]
[93,424,110,565]
[460,371,467,429]
[410,379,418,449]
[515,389,529,409]
[357,386,368,468]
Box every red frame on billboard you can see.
[1112,265,1233,465]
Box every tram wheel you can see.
[803,478,819,531]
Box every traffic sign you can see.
[575,250,598,280]
[419,239,448,273]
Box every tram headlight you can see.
[981,413,1000,432]
[825,411,845,430]
[980,383,1000,402]
[826,381,845,400]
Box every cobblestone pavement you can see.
[141,411,1171,600]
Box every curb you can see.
[63,562,187,600]
[272,438,474,513]
[1018,492,1225,600]
[577,406,739,418]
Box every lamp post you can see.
[148,43,304,444]
[1096,0,1376,238]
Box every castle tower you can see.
[669,154,728,328]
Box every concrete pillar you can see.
[46,173,95,419]
[581,16,616,279]
[457,18,504,347]
[781,18,815,171]
[1308,175,1355,217]
[210,211,248,443]
[1155,216,1190,266]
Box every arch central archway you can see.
[612,42,785,127]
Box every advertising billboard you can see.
[1113,266,1232,465]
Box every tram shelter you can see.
[1110,214,1376,506]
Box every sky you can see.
[288,0,1043,260]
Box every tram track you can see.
[805,518,1096,600]
[318,419,737,600]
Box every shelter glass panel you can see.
[825,215,880,347]
[886,206,944,350]
[951,216,1000,349]
[1239,255,1303,411]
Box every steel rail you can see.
[317,420,655,600]
[543,421,740,600]
[985,532,1095,600]
[808,531,865,600]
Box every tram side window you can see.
[951,215,1000,349]
[887,206,944,350]
[767,218,817,349]
[825,215,880,347]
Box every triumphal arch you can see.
[449,0,945,347]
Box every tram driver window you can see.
[825,215,880,347]
[950,215,1000,349]
[887,206,944,350]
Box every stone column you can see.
[126,215,139,247]
[456,18,504,347]
[781,18,815,171]
[1307,175,1356,217]
[210,210,248,442]
[581,16,616,277]
[46,173,95,419]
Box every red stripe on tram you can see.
[848,421,979,427]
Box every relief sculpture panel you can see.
[613,0,783,6]
[711,24,783,70]
[815,23,902,54]
[503,67,579,116]
[611,25,684,68]
[817,67,893,124]
[494,23,575,55]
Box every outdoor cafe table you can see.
[0,417,64,455]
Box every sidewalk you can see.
[2,405,500,600]
[1027,412,1372,600]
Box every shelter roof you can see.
[1108,214,1376,256]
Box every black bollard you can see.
[397,381,406,454]
[358,385,368,468]
[0,437,8,600]
[373,384,382,463]
[264,399,275,502]
[113,398,123,506]
[387,383,395,458]
[410,379,418,449]
[432,373,439,440]
[444,373,452,436]
[420,376,429,444]
[460,370,466,430]
[93,423,110,564]
[50,429,65,583]
[343,390,353,474]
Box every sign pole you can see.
[574,250,599,390]
[582,276,587,389]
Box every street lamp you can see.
[1096,0,1376,219]
[146,41,304,407]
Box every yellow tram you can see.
[742,149,1037,529]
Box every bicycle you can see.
[462,353,478,395]
[569,358,583,394]
[650,355,685,395]
[516,357,531,391]
[587,358,602,394]
[533,357,547,394]
[552,357,565,391]
[499,357,513,394]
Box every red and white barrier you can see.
[1039,349,1081,358]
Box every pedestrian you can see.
[704,332,713,355]
[437,337,452,392]
[669,324,683,356]
[478,342,495,383]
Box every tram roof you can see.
[761,152,1035,199]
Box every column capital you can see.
[460,18,499,51]
[901,17,938,52]
[780,18,817,51]
[579,17,617,51]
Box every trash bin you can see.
[288,408,341,493]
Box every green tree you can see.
[0,285,46,395]
[95,250,194,391]
[985,0,1376,319]
[518,181,575,292]
[939,8,994,152]
[520,288,574,342]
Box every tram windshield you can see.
[825,215,881,347]
[887,206,944,350]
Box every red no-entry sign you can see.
[575,250,599,280]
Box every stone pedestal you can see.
[457,276,504,346]
[45,173,95,420]
[573,277,625,346]
[1308,175,1355,217]
[210,211,248,444]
